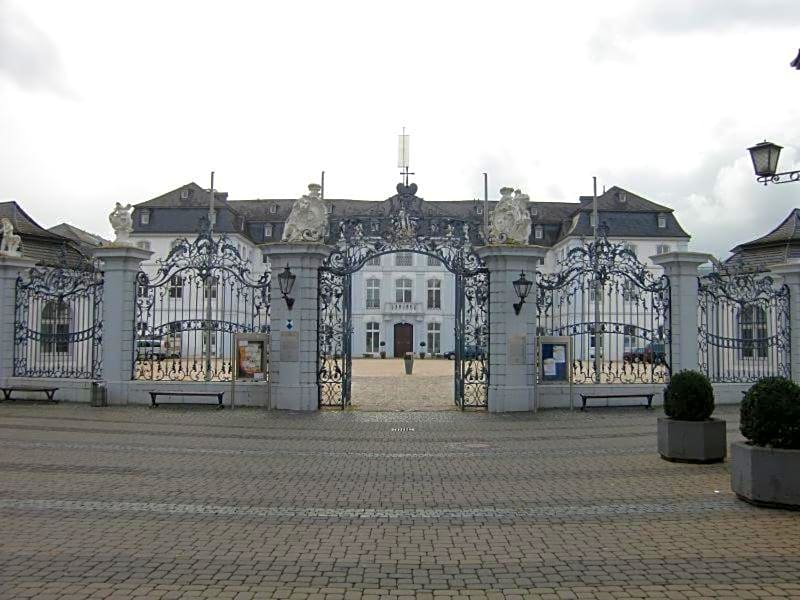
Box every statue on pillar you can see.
[488,187,532,245]
[0,218,22,256]
[282,183,327,243]
[109,202,134,244]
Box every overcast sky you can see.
[1,0,799,258]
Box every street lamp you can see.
[277,264,296,310]
[748,140,800,185]
[512,271,533,315]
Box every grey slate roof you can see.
[49,223,108,247]
[726,209,800,269]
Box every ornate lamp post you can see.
[748,141,800,185]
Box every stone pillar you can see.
[476,245,547,412]
[651,251,711,374]
[0,255,37,384]
[263,243,332,411]
[93,246,153,404]
[768,261,800,383]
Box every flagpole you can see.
[205,171,215,381]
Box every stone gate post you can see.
[93,246,153,404]
[651,251,711,374]
[476,245,547,412]
[0,255,37,385]
[767,261,800,383]
[263,243,331,411]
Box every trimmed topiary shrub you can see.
[741,376,800,449]
[664,370,714,421]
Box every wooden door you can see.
[393,323,413,357]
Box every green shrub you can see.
[741,377,800,449]
[664,370,714,421]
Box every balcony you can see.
[384,301,423,314]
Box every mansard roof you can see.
[732,209,800,250]
[726,209,800,270]
[0,201,90,266]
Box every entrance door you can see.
[393,323,413,357]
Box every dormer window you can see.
[263,224,273,238]
[619,191,627,203]
[530,207,538,217]
[476,205,483,215]
[269,205,277,214]
[180,189,189,200]
[534,225,544,240]
[140,209,150,225]
[590,213,597,227]
[371,221,380,232]
[658,214,667,228]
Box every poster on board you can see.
[539,336,570,383]
[234,333,269,381]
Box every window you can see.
[169,275,184,299]
[136,241,151,251]
[427,279,441,309]
[371,221,380,233]
[658,214,667,228]
[534,225,544,240]
[622,280,636,302]
[263,224,273,238]
[202,332,217,356]
[590,213,596,227]
[366,278,380,309]
[180,189,189,199]
[140,210,150,225]
[427,254,439,267]
[367,256,381,266]
[530,207,538,217]
[395,252,413,266]
[656,244,671,255]
[538,257,545,266]
[623,325,636,353]
[366,322,380,353]
[427,322,441,354]
[269,204,277,214]
[476,205,483,215]
[395,278,412,303]
[41,301,70,354]
[204,276,218,300]
[741,305,768,359]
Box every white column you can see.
[263,243,331,411]
[92,246,153,404]
[651,251,711,374]
[477,245,547,412]
[0,255,37,384]
[768,261,800,383]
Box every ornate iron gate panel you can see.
[536,233,671,384]
[698,270,790,382]
[14,258,104,379]
[133,222,270,382]
[317,206,489,409]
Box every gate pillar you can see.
[0,255,37,385]
[477,245,547,412]
[651,252,711,374]
[263,243,332,411]
[768,261,800,383]
[93,246,153,404]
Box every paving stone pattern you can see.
[1,403,799,599]
[350,359,455,411]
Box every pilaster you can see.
[0,255,37,384]
[768,261,800,383]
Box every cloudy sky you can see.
[1,0,799,258]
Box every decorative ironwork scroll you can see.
[14,254,104,379]
[536,233,671,384]
[133,221,270,382]
[698,270,790,382]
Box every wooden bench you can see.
[579,393,654,411]
[149,391,224,408]
[1,386,59,403]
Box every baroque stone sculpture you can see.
[282,183,327,243]
[0,218,22,256]
[488,187,532,244]
[109,202,134,244]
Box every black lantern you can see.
[748,140,783,179]
[512,271,533,315]
[277,264,296,310]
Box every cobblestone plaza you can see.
[2,403,800,600]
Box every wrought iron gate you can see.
[317,216,489,409]
[536,232,671,384]
[133,220,271,381]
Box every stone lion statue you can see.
[488,187,532,244]
[0,218,21,256]
[109,202,134,243]
[282,183,327,243]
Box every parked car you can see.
[136,336,181,360]
[444,345,486,360]
[623,347,646,363]
[623,342,666,364]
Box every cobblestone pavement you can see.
[1,403,799,599]
[350,359,455,411]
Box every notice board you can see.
[539,336,570,383]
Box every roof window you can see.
[269,204,277,214]
[658,214,667,228]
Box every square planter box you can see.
[657,417,726,463]
[731,441,800,509]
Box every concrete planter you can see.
[657,417,726,463]
[404,352,414,375]
[731,441,800,509]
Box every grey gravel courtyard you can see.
[1,403,799,600]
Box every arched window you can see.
[427,322,441,354]
[741,305,768,359]
[366,278,380,309]
[41,300,70,354]
[395,278,412,303]
[366,322,380,353]
[427,279,441,309]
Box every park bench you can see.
[149,391,224,408]
[0,386,59,403]
[579,393,654,411]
